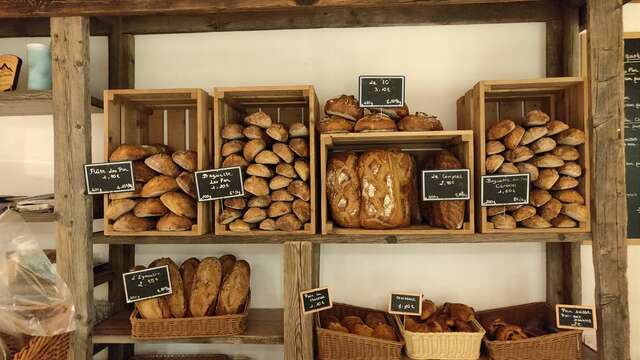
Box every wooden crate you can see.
[103,89,211,236]
[213,85,318,235]
[320,131,475,235]
[457,77,590,233]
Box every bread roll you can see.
[180,257,200,313]
[276,213,303,231]
[498,162,519,175]
[487,120,516,140]
[271,189,294,202]
[397,112,443,131]
[243,125,266,140]
[270,175,293,190]
[222,154,249,170]
[487,206,506,216]
[259,218,277,231]
[503,125,525,149]
[365,312,387,329]
[491,214,516,229]
[554,189,585,204]
[539,198,562,221]
[289,138,309,157]
[113,213,155,232]
[224,197,246,210]
[516,163,539,181]
[530,189,552,207]
[268,201,291,218]
[276,163,297,178]
[243,139,266,162]
[248,195,271,208]
[244,176,270,196]
[551,176,579,190]
[133,161,158,182]
[372,104,410,120]
[141,175,178,197]
[243,207,267,223]
[530,137,557,153]
[292,199,310,223]
[353,323,375,337]
[172,150,197,172]
[109,182,142,199]
[533,169,559,190]
[354,113,397,132]
[288,180,310,201]
[294,160,310,181]
[134,198,168,218]
[160,191,197,219]
[521,126,549,145]
[551,145,580,161]
[156,213,192,231]
[110,144,160,161]
[221,123,245,140]
[153,258,186,318]
[523,110,550,126]
[341,316,364,332]
[218,208,242,225]
[512,205,536,222]
[144,153,181,177]
[325,95,364,121]
[221,140,245,157]
[106,199,139,220]
[559,161,582,177]
[273,142,295,164]
[176,171,197,198]
[486,140,506,155]
[228,219,250,232]
[317,116,355,133]
[556,128,585,145]
[289,122,309,138]
[505,146,534,163]
[266,123,289,142]
[244,111,272,129]
[420,299,437,320]
[531,154,564,168]
[246,163,273,178]
[521,215,552,228]
[190,257,222,317]
[486,154,504,174]
[254,150,280,165]
[551,214,578,228]
[546,120,569,136]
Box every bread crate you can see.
[457,78,590,233]
[320,131,474,235]
[103,89,211,236]
[213,85,318,235]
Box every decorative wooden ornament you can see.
[0,55,22,91]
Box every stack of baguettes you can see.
[132,255,250,319]
[105,144,198,232]
[218,111,311,232]
[484,110,588,229]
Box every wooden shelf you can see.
[93,308,284,345]
[0,90,103,116]
[92,231,591,245]
[93,263,114,286]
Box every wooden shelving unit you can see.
[0,1,630,360]
[0,90,103,116]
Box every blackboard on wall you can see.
[625,36,640,238]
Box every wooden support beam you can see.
[108,17,135,89]
[0,17,110,38]
[586,0,630,359]
[546,18,563,77]
[283,241,319,360]
[51,16,93,360]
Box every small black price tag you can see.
[123,265,173,303]
[194,166,244,202]
[358,75,405,108]
[388,292,422,316]
[481,174,530,206]
[422,169,471,201]
[84,161,136,195]
[556,304,597,330]
[300,287,332,315]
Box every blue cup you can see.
[27,43,52,90]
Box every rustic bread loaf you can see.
[172,150,197,172]
[153,258,186,318]
[145,153,181,177]
[215,260,251,315]
[156,212,192,231]
[189,257,222,317]
[422,150,466,230]
[113,213,156,232]
[327,152,361,228]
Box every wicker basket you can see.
[477,302,583,360]
[316,303,404,360]
[395,315,485,360]
[130,355,231,360]
[0,332,72,360]
[130,295,250,339]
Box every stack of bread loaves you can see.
[318,95,443,133]
[106,144,198,232]
[321,311,398,341]
[404,300,478,333]
[218,112,311,232]
[133,255,250,319]
[485,110,588,229]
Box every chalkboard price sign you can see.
[123,265,173,303]
[625,36,640,238]
[359,75,405,108]
[422,169,470,201]
[556,304,597,330]
[194,166,244,202]
[300,287,332,315]
[84,161,136,195]
[388,292,422,316]
[481,174,530,206]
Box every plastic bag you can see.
[0,210,76,337]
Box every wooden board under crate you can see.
[320,131,475,235]
[456,77,590,233]
[103,88,212,236]
[213,85,318,235]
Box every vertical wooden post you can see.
[284,241,319,360]
[545,4,582,307]
[587,0,630,359]
[51,16,94,360]
[107,18,136,360]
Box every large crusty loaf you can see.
[327,152,361,228]
[190,257,222,317]
[160,191,197,219]
[113,213,156,232]
[131,266,172,319]
[153,258,186,318]
[215,260,251,315]
[179,257,199,316]
[141,175,179,198]
[422,150,466,230]
[220,254,237,282]
[358,149,412,229]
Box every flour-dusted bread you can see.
[145,153,181,177]
[561,203,588,222]
[325,95,364,122]
[276,163,297,178]
[521,215,552,229]
[551,145,580,161]
[156,212,192,231]
[244,111,272,129]
[153,258,186,318]
[110,144,161,161]
[176,171,197,199]
[503,125,525,149]
[215,260,251,315]
[160,191,197,219]
[294,159,310,181]
[546,120,569,136]
[397,112,443,131]
[133,160,158,182]
[556,128,585,146]
[327,152,361,228]
[134,198,168,218]
[221,140,245,157]
[243,139,266,162]
[486,140,506,155]
[292,199,311,223]
[487,120,516,140]
[273,142,295,164]
[189,257,222,317]
[106,199,139,221]
[523,110,550,127]
[266,123,289,142]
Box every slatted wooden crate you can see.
[320,131,475,235]
[103,89,211,236]
[457,78,590,233]
[213,85,318,235]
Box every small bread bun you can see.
[276,163,297,178]
[221,140,245,157]
[266,123,289,142]
[273,142,295,163]
[113,213,156,232]
[498,162,519,175]
[521,215,552,228]
[106,199,139,220]
[244,111,272,129]
[516,163,539,182]
[243,139,267,162]
[276,213,303,231]
[243,207,267,224]
[554,189,585,204]
[255,150,280,165]
[289,122,309,138]
[228,219,250,232]
[487,120,516,140]
[523,110,550,127]
[539,198,562,221]
[533,169,559,190]
[145,153,181,177]
[397,112,443,131]
[503,126,525,150]
[289,138,309,157]
[243,125,267,140]
[354,113,397,132]
[224,197,246,210]
[246,163,273,178]
[561,203,588,222]
[558,162,582,177]
[512,205,536,222]
[271,189,294,202]
[141,175,179,198]
[109,144,161,161]
[530,137,557,154]
[486,154,505,174]
[551,176,579,190]
[504,146,534,163]
[530,154,564,168]
[551,145,580,161]
[530,189,552,207]
[325,95,364,121]
[244,176,270,196]
[556,128,585,146]
[134,198,168,218]
[491,214,516,229]
[268,201,292,218]
[317,116,355,133]
[222,154,250,170]
[486,141,506,155]
[294,160,310,181]
[521,126,549,145]
[551,214,578,228]
[172,150,197,172]
[546,120,569,136]
[156,213,192,231]
[160,191,197,219]
[269,175,293,190]
[259,218,277,231]
[221,123,245,140]
[218,208,242,225]
[292,199,310,223]
[248,195,272,208]
[287,180,310,201]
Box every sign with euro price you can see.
[84,161,136,195]
[481,174,530,206]
[422,169,470,201]
[194,166,244,202]
[556,304,597,330]
[123,265,172,303]
[388,292,422,316]
[300,287,332,315]
[359,75,405,108]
